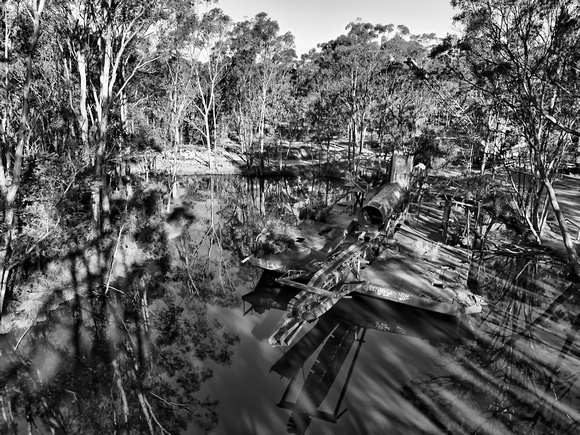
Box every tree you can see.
[373,43,436,155]
[315,22,388,166]
[448,0,580,276]
[312,22,434,168]
[0,0,45,319]
[53,0,161,235]
[227,12,295,170]
[186,7,232,170]
[299,57,344,151]
[148,3,232,209]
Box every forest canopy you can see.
[0,0,579,314]
[1,0,580,433]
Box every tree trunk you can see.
[349,117,358,171]
[1,1,10,190]
[479,139,489,175]
[544,178,580,279]
[212,87,218,151]
[0,0,45,317]
[93,16,114,237]
[204,112,212,170]
[77,48,89,160]
[258,89,267,173]
[358,120,367,154]
[119,64,128,135]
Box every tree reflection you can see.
[244,267,477,434]
[212,176,351,262]
[216,174,580,434]
[0,185,240,434]
[404,251,580,434]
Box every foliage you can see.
[404,253,579,434]
[3,0,580,432]
[439,0,580,242]
[411,129,446,167]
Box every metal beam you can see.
[276,278,337,298]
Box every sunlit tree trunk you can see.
[93,14,114,236]
[543,178,580,279]
[212,86,219,150]
[0,0,10,192]
[119,64,129,134]
[191,68,214,170]
[77,48,89,159]
[358,118,367,154]
[258,84,267,171]
[166,63,188,211]
[0,0,45,317]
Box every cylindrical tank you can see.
[358,182,407,226]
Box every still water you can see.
[1,176,579,434]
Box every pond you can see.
[1,175,579,435]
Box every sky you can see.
[216,0,460,55]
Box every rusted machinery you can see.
[246,181,483,348]
[357,182,407,227]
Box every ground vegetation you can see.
[0,0,579,432]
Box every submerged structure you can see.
[245,174,485,348]
[241,162,487,434]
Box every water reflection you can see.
[0,270,236,434]
[404,252,580,434]
[0,185,240,434]
[226,176,580,434]
[0,175,348,434]
[243,269,476,434]
[1,176,579,434]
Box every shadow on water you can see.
[0,182,241,434]
[241,256,580,434]
[401,251,580,435]
[3,175,579,434]
[243,269,476,435]
[227,176,580,435]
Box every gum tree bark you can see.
[448,0,580,275]
[0,0,45,317]
[0,1,10,192]
[85,0,152,236]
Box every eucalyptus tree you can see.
[226,12,296,168]
[186,6,232,170]
[0,0,45,318]
[311,22,441,169]
[447,0,580,276]
[148,2,231,211]
[299,56,344,149]
[151,1,200,153]
[51,0,162,236]
[372,33,435,154]
[408,54,502,171]
[315,22,391,165]
[276,60,306,142]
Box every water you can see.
[1,175,579,434]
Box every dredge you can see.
[245,166,485,347]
